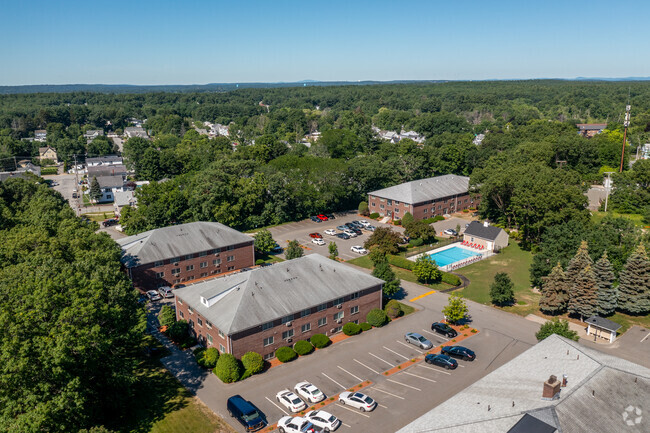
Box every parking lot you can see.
[267,211,405,261]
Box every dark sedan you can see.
[310,216,321,223]
[336,233,351,240]
[441,345,476,361]
[325,213,335,220]
[431,322,458,338]
[425,354,458,370]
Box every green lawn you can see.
[458,243,539,316]
[591,210,647,228]
[347,255,452,292]
[82,211,115,222]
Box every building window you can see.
[206,321,212,329]
[263,336,274,346]
[387,199,392,205]
[186,264,194,271]
[227,266,235,271]
[262,321,274,330]
[207,334,213,345]
[200,261,208,268]
[301,323,311,333]
[200,272,208,278]
[170,257,181,264]
[282,329,294,340]
[318,317,327,327]
[371,202,375,207]
[317,303,327,312]
[218,330,225,338]
[394,208,400,213]
[185,254,194,260]
[395,200,400,205]
[199,251,207,257]
[179,311,184,318]
[219,344,225,353]
[423,208,428,214]
[213,258,221,265]
[155,272,164,278]
[188,306,194,315]
[227,245,235,251]
[335,297,345,306]
[197,317,203,327]
[282,314,294,324]
[351,291,359,300]
[171,268,180,275]
[227,255,235,262]
[185,276,194,281]
[263,352,275,360]
[332,326,342,333]
[189,320,194,328]
[470,237,474,242]
[334,311,344,321]
[351,306,359,315]
[154,260,164,267]
[212,248,221,254]
[301,308,311,318]
[438,205,442,210]
[380,204,385,209]
[352,319,359,324]
[178,298,183,305]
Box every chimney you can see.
[483,221,489,228]
[542,375,561,400]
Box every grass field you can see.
[347,255,452,292]
[591,210,648,228]
[82,211,115,222]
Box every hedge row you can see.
[441,272,461,286]
[211,350,265,383]
[342,322,361,336]
[388,255,414,270]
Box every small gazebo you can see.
[585,315,622,343]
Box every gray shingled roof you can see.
[97,175,124,189]
[174,254,384,335]
[87,164,127,178]
[396,334,650,433]
[463,221,504,241]
[369,175,471,204]
[585,315,622,332]
[87,155,121,165]
[117,221,253,267]
[577,123,607,130]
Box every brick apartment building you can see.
[368,174,480,221]
[118,221,254,291]
[174,254,384,360]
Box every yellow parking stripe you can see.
[409,290,436,302]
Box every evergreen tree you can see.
[593,251,617,316]
[489,272,515,306]
[617,244,650,314]
[89,176,102,202]
[540,263,569,314]
[566,240,593,277]
[567,264,599,320]
[372,261,400,298]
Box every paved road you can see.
[578,325,650,368]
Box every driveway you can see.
[579,325,650,369]
[432,216,474,239]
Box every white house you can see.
[463,221,509,252]
[86,155,123,167]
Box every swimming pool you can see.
[427,246,481,267]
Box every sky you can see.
[1,0,649,85]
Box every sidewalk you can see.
[524,314,603,343]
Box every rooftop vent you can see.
[483,221,489,228]
[542,375,561,400]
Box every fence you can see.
[403,237,457,258]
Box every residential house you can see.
[0,163,41,182]
[641,143,650,160]
[577,123,607,138]
[304,131,321,141]
[83,129,104,143]
[86,155,123,167]
[127,118,144,128]
[38,146,58,164]
[368,174,480,220]
[174,254,384,359]
[87,175,125,203]
[463,221,509,252]
[117,221,255,291]
[87,164,127,180]
[124,126,149,139]
[113,190,137,216]
[397,334,650,433]
[210,123,230,137]
[195,128,208,136]
[34,130,47,142]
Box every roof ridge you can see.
[221,274,253,334]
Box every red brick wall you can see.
[130,241,255,291]
[369,193,480,221]
[175,298,230,351]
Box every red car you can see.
[317,214,328,221]
[309,233,323,239]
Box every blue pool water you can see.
[427,246,481,267]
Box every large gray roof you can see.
[87,155,121,165]
[463,221,505,241]
[117,221,253,267]
[397,334,650,433]
[174,254,384,335]
[87,164,127,178]
[97,175,124,189]
[369,175,471,204]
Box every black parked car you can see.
[310,216,321,223]
[425,354,458,370]
[325,213,335,220]
[350,228,362,235]
[344,222,356,229]
[441,345,476,361]
[336,232,351,240]
[431,322,458,338]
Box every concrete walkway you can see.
[524,314,603,344]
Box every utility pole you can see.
[73,154,80,216]
[619,103,631,172]
[603,171,614,212]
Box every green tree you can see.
[442,293,468,324]
[89,176,102,202]
[358,201,369,216]
[241,352,264,374]
[366,308,388,327]
[566,240,593,277]
[535,318,579,341]
[213,353,241,383]
[364,226,401,255]
[401,212,414,227]
[285,240,303,260]
[372,261,400,297]
[253,228,276,254]
[403,219,437,242]
[567,265,599,320]
[328,241,338,260]
[594,252,617,316]
[489,272,515,306]
[412,255,441,284]
[617,244,650,314]
[158,304,176,328]
[539,263,569,314]
[369,248,387,266]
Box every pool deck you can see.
[409,242,492,271]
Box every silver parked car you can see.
[405,332,433,350]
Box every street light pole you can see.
[603,171,614,212]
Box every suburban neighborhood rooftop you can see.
[369,174,471,204]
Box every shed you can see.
[585,315,621,343]
[463,221,509,252]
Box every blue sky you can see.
[1,0,648,85]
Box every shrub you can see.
[214,353,241,383]
[195,347,220,369]
[408,238,424,247]
[276,346,298,363]
[384,300,402,319]
[358,201,369,216]
[369,212,380,219]
[255,259,265,266]
[432,215,445,222]
[360,322,372,331]
[401,212,414,226]
[441,272,461,286]
[294,340,315,356]
[310,334,331,349]
[342,322,361,336]
[393,219,401,226]
[387,255,414,270]
[158,304,176,328]
[239,369,254,381]
[241,351,264,374]
[167,320,189,343]
[366,308,388,327]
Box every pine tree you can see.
[593,251,617,316]
[566,240,593,277]
[567,264,599,320]
[89,176,102,202]
[540,263,569,314]
[617,244,650,315]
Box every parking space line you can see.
[641,332,650,343]
[337,366,364,382]
[342,422,352,428]
[322,372,347,389]
[387,379,421,391]
[335,404,371,418]
[378,404,388,409]
[354,358,381,375]
[264,396,290,416]
[417,364,452,375]
[383,346,410,360]
[421,329,448,340]
[369,352,394,366]
[402,371,437,383]
[370,387,405,400]
[396,340,423,353]
[409,290,436,302]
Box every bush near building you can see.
[310,333,331,349]
[276,346,298,363]
[360,322,372,331]
[294,340,315,355]
[342,322,362,336]
[241,351,264,374]
[214,353,241,383]
[384,299,402,318]
[366,308,388,327]
[194,347,219,369]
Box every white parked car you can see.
[312,238,326,246]
[304,410,340,431]
[276,390,307,413]
[146,290,162,301]
[294,382,325,403]
[324,229,337,236]
[343,229,357,238]
[338,391,376,412]
[158,286,174,298]
[277,416,319,433]
[359,220,371,227]
[351,245,368,254]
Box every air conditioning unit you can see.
[335,319,342,324]
[330,328,336,334]
[286,338,292,343]
[214,253,220,257]
[285,321,292,327]
[336,304,342,309]
[173,262,179,266]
